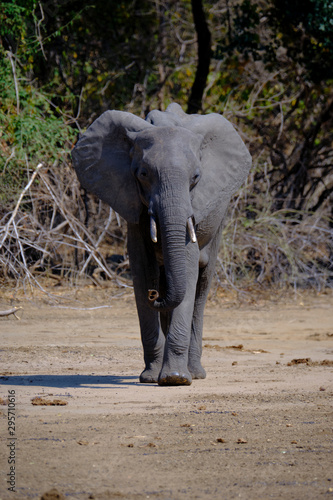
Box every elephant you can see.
[72,103,251,386]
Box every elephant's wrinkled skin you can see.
[72,103,251,385]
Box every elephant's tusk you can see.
[150,215,158,243]
[148,289,159,302]
[187,217,197,243]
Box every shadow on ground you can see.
[0,374,144,388]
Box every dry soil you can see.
[0,287,332,500]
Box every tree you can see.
[187,0,211,113]
[212,0,333,213]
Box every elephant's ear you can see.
[189,114,252,223]
[72,110,153,224]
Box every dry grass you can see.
[0,160,127,295]
[0,159,332,297]
[217,203,333,293]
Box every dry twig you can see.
[0,159,126,292]
[0,307,22,319]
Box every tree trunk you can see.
[187,0,211,114]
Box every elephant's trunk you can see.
[151,207,188,312]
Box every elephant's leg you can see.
[136,295,165,383]
[188,226,223,379]
[160,310,171,336]
[127,223,165,383]
[187,274,208,379]
[158,241,200,386]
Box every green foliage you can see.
[0,52,75,205]
[270,0,333,82]
[215,0,261,60]
[214,0,333,83]
[0,0,36,51]
[25,0,160,117]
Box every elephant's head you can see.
[72,103,251,311]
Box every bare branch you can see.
[0,163,44,250]
[7,51,20,114]
[0,307,22,319]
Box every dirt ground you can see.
[0,285,332,500]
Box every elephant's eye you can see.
[191,172,201,188]
[138,168,148,180]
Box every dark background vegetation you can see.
[0,0,332,295]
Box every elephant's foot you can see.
[140,357,163,383]
[140,366,160,384]
[158,347,192,385]
[188,362,206,380]
[158,369,192,386]
[140,341,164,383]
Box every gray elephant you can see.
[72,103,251,386]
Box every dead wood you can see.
[0,307,22,319]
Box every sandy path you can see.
[0,289,332,499]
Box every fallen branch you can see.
[0,307,23,319]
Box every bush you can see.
[0,53,75,207]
